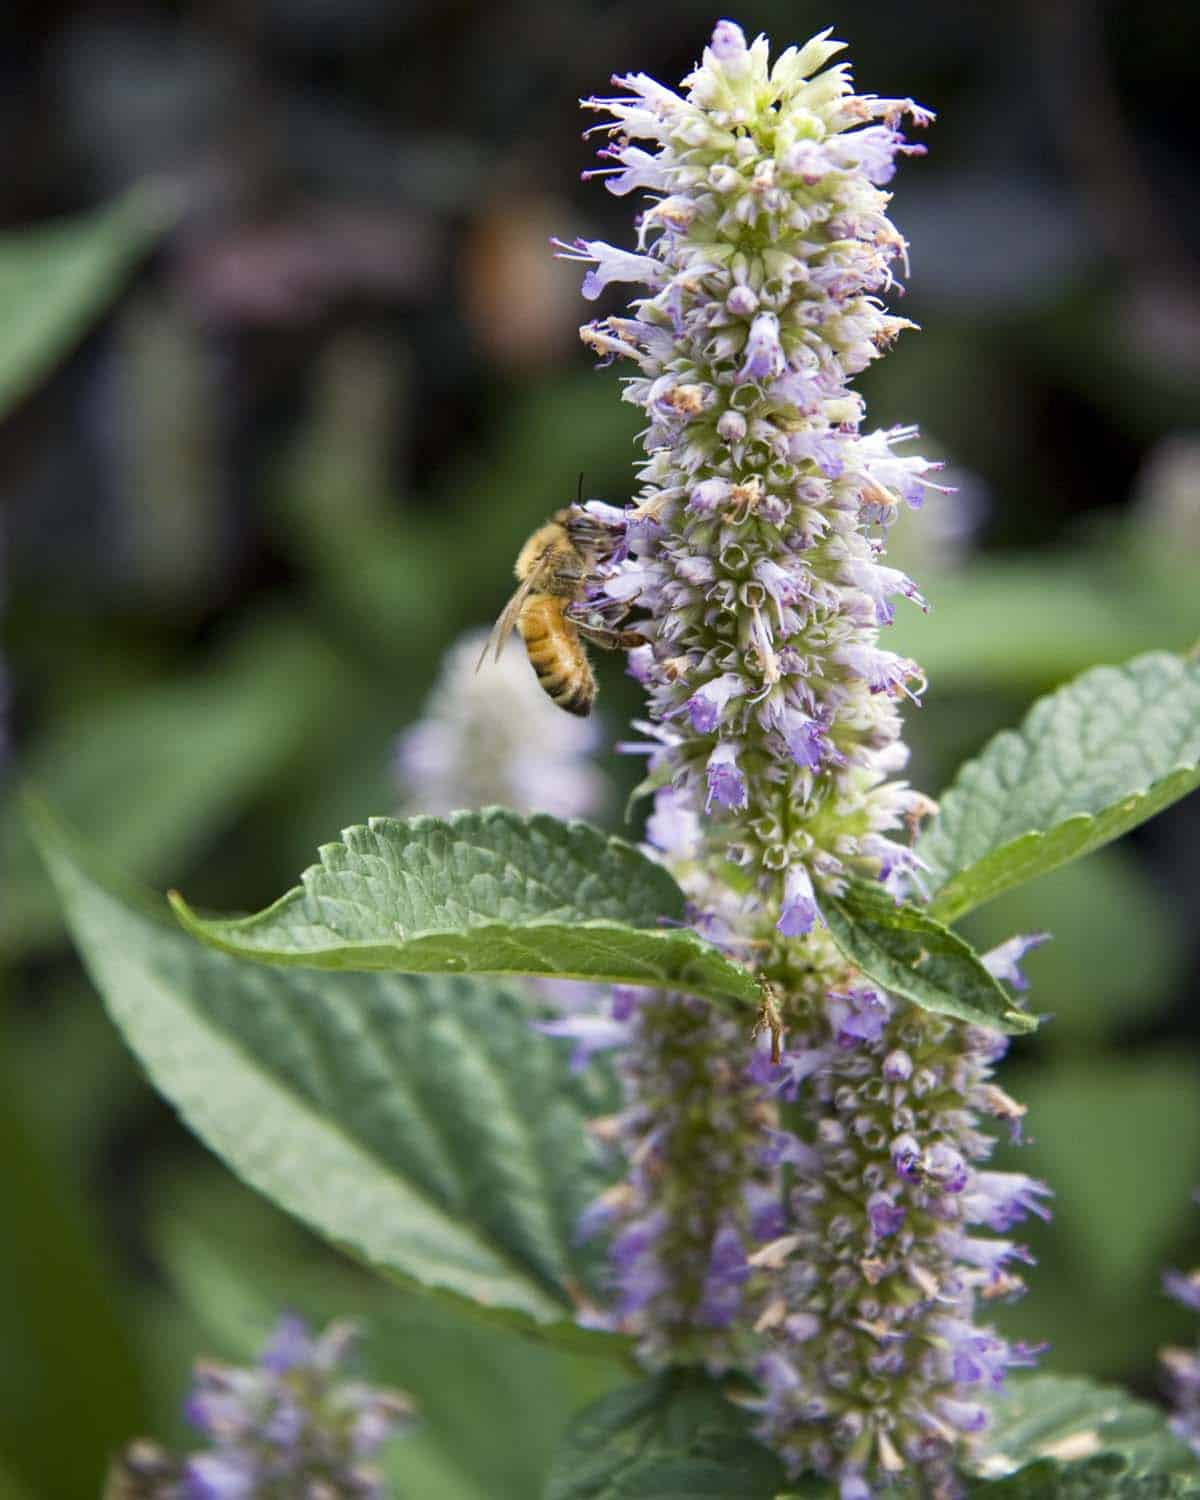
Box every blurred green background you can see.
[1,1,1198,1495]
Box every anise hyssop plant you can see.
[551,21,1048,1495]
[39,15,1200,1500]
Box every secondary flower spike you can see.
[557,20,1048,1497]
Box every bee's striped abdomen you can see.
[518,594,595,716]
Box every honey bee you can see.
[477,503,645,716]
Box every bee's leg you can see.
[575,621,649,652]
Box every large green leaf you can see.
[0,1055,146,1500]
[543,1371,788,1500]
[1,616,347,956]
[32,807,628,1355]
[824,880,1035,1033]
[919,653,1200,923]
[169,811,760,1009]
[971,1374,1200,1496]
[0,185,173,419]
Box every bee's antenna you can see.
[577,471,585,505]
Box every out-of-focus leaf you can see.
[962,849,1182,1044]
[0,1056,145,1499]
[1015,1055,1200,1298]
[169,811,759,1008]
[890,560,1199,692]
[155,1169,623,1500]
[1,616,348,956]
[34,808,627,1354]
[543,1371,788,1500]
[825,880,1034,1033]
[274,371,643,660]
[0,185,173,419]
[919,653,1200,923]
[971,1374,1199,1495]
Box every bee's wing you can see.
[476,577,537,671]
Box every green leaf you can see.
[971,1374,1200,1496]
[0,1055,147,1500]
[1,615,349,956]
[889,559,1199,693]
[824,880,1035,1033]
[919,653,1200,923]
[0,185,173,419]
[543,1371,788,1500]
[31,806,630,1354]
[168,810,760,1009]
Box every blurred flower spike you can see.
[107,1315,413,1498]
[550,19,1050,1496]
[394,627,608,819]
[1164,1242,1200,1459]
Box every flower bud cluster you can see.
[555,20,1049,1497]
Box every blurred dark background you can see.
[1,1,1198,1495]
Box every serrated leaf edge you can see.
[169,891,760,1006]
[825,889,1036,1035]
[928,763,1200,923]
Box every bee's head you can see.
[565,500,627,562]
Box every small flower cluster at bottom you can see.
[108,1315,413,1499]
[749,970,1048,1499]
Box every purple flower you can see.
[924,1141,969,1194]
[183,1451,257,1500]
[699,1223,750,1326]
[687,673,745,732]
[708,18,748,62]
[777,863,820,936]
[532,1013,631,1071]
[1166,1269,1200,1314]
[963,1171,1053,1232]
[777,707,827,770]
[937,1397,989,1434]
[737,311,786,384]
[645,786,701,858]
[706,741,747,811]
[982,932,1049,992]
[761,1128,820,1172]
[826,987,891,1047]
[867,1191,906,1238]
[891,1132,922,1179]
[840,557,925,626]
[553,237,663,299]
[260,1313,313,1373]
